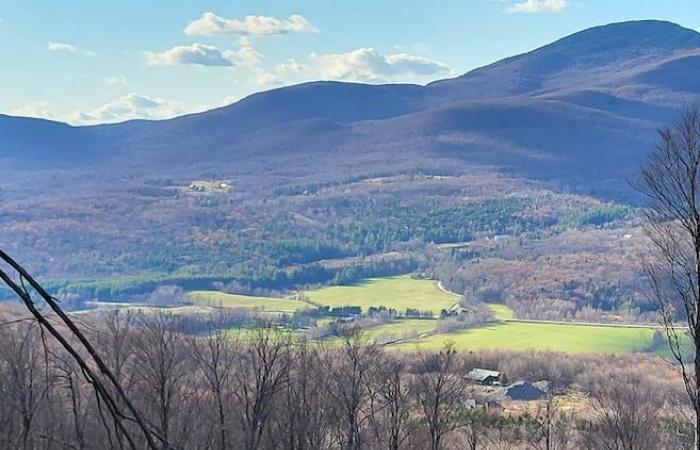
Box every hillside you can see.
[2,20,700,295]
[3,21,700,198]
[429,20,700,101]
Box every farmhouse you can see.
[466,368,501,385]
[505,381,549,401]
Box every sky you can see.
[2,0,700,125]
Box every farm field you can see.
[187,291,312,313]
[488,303,516,320]
[305,275,458,314]
[391,321,657,354]
[185,276,664,356]
[355,319,437,343]
[82,303,215,315]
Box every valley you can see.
[3,12,700,449]
[87,274,663,355]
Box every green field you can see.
[392,321,656,354]
[187,291,311,313]
[305,275,458,314]
[488,303,516,320]
[86,303,214,315]
[360,320,437,342]
[188,277,665,356]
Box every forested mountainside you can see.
[1,20,697,317]
[3,20,700,193]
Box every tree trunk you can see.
[693,398,700,450]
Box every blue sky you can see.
[2,0,700,124]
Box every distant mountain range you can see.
[4,20,700,198]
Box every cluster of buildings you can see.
[465,368,552,412]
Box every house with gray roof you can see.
[505,381,549,401]
[466,368,501,385]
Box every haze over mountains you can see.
[4,20,700,198]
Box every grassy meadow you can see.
[488,303,516,320]
[187,291,311,313]
[391,321,656,354]
[305,275,458,314]
[183,275,667,356]
[352,319,437,342]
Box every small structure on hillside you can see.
[466,368,501,385]
[337,316,356,324]
[506,380,549,401]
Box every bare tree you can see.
[322,329,378,450]
[52,352,96,450]
[188,314,239,450]
[580,371,661,450]
[638,105,700,448]
[281,340,330,450]
[93,309,140,449]
[0,324,50,450]
[134,313,192,450]
[371,358,410,450]
[457,405,486,450]
[0,249,167,449]
[524,396,572,450]
[235,327,291,450]
[413,342,466,450]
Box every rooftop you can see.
[467,368,501,381]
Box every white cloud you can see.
[233,44,263,67]
[144,40,282,87]
[504,0,568,13]
[185,12,318,37]
[47,41,97,58]
[252,69,279,87]
[236,52,279,87]
[222,95,239,106]
[312,48,452,82]
[385,53,453,76]
[145,43,235,67]
[11,94,199,125]
[69,93,186,124]
[276,58,307,75]
[252,58,309,88]
[11,101,59,121]
[103,75,127,85]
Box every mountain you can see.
[4,20,700,198]
[0,115,100,164]
[429,20,700,101]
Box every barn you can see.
[505,381,549,401]
[466,368,501,385]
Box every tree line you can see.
[0,312,692,450]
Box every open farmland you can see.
[339,319,437,344]
[305,275,459,314]
[187,291,312,313]
[488,303,516,320]
[186,276,665,355]
[391,321,657,354]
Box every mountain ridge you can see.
[3,20,700,198]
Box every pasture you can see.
[187,291,311,313]
[305,275,458,314]
[187,277,665,356]
[358,319,437,343]
[391,321,657,354]
[488,303,516,320]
